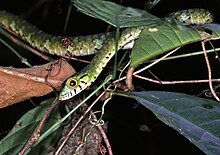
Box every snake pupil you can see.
[70,80,77,86]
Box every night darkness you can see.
[0,0,220,154]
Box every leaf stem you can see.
[0,38,32,67]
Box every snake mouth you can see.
[59,87,74,101]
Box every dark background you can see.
[0,0,220,154]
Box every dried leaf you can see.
[0,59,75,108]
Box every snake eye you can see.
[66,77,78,89]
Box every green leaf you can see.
[128,91,220,155]
[130,22,220,68]
[73,0,161,28]
[0,98,61,155]
[130,23,211,68]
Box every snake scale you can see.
[0,8,213,101]
[0,10,114,57]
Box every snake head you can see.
[59,73,90,101]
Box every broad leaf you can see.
[73,0,161,28]
[130,23,214,68]
[127,91,220,155]
[0,59,75,108]
[0,98,61,155]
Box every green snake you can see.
[0,8,213,101]
[0,10,114,57]
[168,8,213,25]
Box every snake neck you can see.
[59,27,143,100]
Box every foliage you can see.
[0,0,220,154]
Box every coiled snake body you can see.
[0,8,213,101]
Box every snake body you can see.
[169,8,213,25]
[0,10,114,57]
[0,9,213,101]
[59,27,142,100]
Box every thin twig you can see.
[90,111,113,155]
[113,44,220,88]
[208,40,220,63]
[0,38,32,67]
[62,0,72,34]
[149,47,220,62]
[20,0,48,18]
[18,99,61,155]
[113,47,181,84]
[0,26,54,61]
[55,85,113,155]
[133,74,220,84]
[125,68,134,90]
[133,47,181,75]
[202,40,220,101]
[147,69,162,83]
